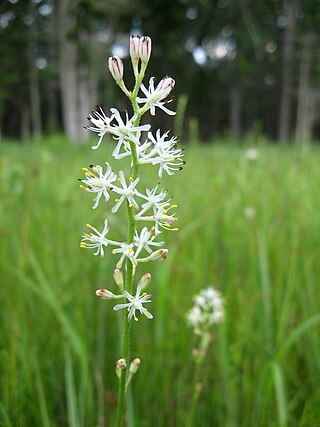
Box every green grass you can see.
[1,136,320,426]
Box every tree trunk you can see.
[278,0,298,143]
[29,60,42,138]
[78,65,92,143]
[47,3,60,133]
[28,7,42,139]
[58,0,81,143]
[21,102,30,140]
[230,81,241,140]
[295,32,314,144]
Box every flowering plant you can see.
[186,286,224,427]
[79,35,184,426]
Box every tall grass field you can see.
[1,137,320,427]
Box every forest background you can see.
[1,0,319,144]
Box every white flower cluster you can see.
[79,35,184,321]
[187,286,224,335]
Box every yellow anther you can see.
[173,217,178,221]
[80,185,85,190]
[164,223,171,228]
[86,224,92,229]
[172,204,177,208]
[82,167,89,172]
[129,248,134,254]
[112,249,116,254]
[80,243,86,248]
[129,204,132,208]
[142,292,147,296]
[134,317,139,322]
[85,172,91,177]
[84,233,91,238]
[89,173,95,178]
[92,167,98,172]
[162,210,167,214]
[172,227,179,231]
[115,199,119,202]
[117,177,121,182]
[127,308,130,312]
[129,177,133,182]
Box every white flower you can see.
[109,108,151,159]
[113,281,153,321]
[137,77,176,116]
[187,286,224,335]
[134,227,164,257]
[80,163,117,209]
[86,107,114,150]
[110,139,153,161]
[112,243,137,269]
[135,185,169,217]
[139,130,185,178]
[186,305,202,327]
[80,220,110,257]
[136,203,178,235]
[152,204,178,234]
[244,206,256,219]
[245,148,259,161]
[112,171,140,213]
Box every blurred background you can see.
[0,0,319,144]
[1,1,320,427]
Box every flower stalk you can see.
[79,35,185,426]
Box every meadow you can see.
[1,136,320,427]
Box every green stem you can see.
[114,118,141,427]
[186,333,211,427]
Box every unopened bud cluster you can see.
[79,35,185,324]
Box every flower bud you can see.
[108,56,123,83]
[130,35,140,63]
[156,77,175,99]
[129,358,141,375]
[139,36,151,64]
[96,289,115,300]
[137,249,168,263]
[113,268,124,291]
[115,358,127,378]
[140,273,151,291]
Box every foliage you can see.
[1,137,320,426]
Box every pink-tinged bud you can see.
[130,35,141,63]
[96,289,115,300]
[138,249,168,263]
[108,56,123,83]
[129,358,141,374]
[113,268,124,291]
[139,36,152,64]
[140,273,152,290]
[156,77,175,98]
[115,358,127,378]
